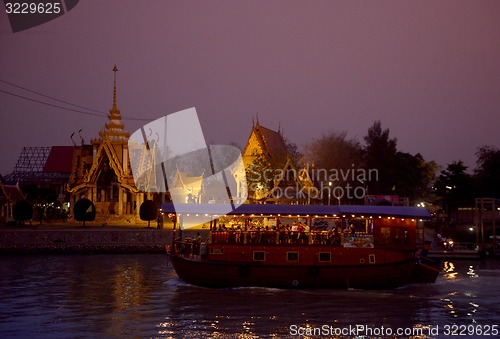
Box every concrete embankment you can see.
[0,226,174,254]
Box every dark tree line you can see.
[303,120,500,212]
[434,146,500,216]
[303,120,436,203]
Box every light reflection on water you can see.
[0,255,499,338]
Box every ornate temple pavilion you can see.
[66,66,147,218]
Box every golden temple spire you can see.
[91,65,130,143]
[112,65,118,110]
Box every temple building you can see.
[242,118,318,204]
[66,66,147,219]
[0,180,26,224]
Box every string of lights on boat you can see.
[160,203,430,223]
[166,213,425,223]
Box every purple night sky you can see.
[1,1,500,176]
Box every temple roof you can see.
[172,169,203,189]
[43,146,74,173]
[253,123,288,158]
[0,181,25,202]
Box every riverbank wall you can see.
[0,226,174,254]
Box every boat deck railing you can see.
[172,231,377,258]
[209,230,373,247]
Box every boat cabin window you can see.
[393,227,409,245]
[210,248,224,255]
[318,252,331,262]
[379,227,391,245]
[287,252,299,262]
[375,226,410,247]
[253,251,266,261]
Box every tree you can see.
[304,130,364,171]
[474,145,500,198]
[363,121,398,195]
[434,161,473,217]
[392,152,437,201]
[13,200,33,225]
[246,151,275,201]
[74,198,96,227]
[303,130,364,203]
[283,136,302,168]
[140,199,157,228]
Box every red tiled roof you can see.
[1,184,25,202]
[43,146,74,173]
[256,125,288,157]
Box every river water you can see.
[0,254,499,339]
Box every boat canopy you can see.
[160,203,431,219]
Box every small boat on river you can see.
[163,203,440,289]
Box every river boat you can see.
[163,203,440,289]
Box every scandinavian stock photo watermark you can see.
[128,107,248,228]
[247,164,378,201]
[289,323,499,337]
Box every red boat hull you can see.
[168,247,416,289]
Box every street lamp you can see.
[328,181,332,205]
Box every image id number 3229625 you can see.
[5,2,62,14]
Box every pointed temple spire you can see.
[92,65,130,143]
[112,65,118,110]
